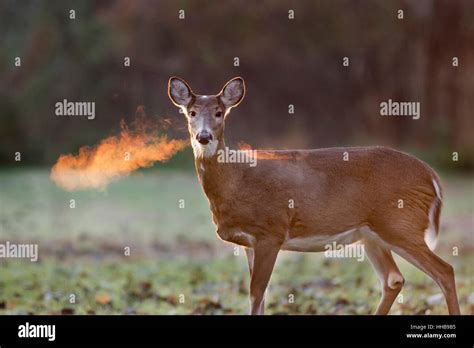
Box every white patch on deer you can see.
[424,180,441,251]
[387,271,404,290]
[423,178,442,251]
[191,137,218,158]
[282,227,362,252]
[432,178,442,200]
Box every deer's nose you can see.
[196,131,213,145]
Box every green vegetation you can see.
[0,168,472,314]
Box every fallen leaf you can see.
[95,293,111,305]
[163,295,177,305]
[140,281,152,291]
[61,308,75,315]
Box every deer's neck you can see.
[194,139,232,202]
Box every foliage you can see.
[0,169,472,314]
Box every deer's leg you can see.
[244,247,254,275]
[248,240,280,315]
[363,239,404,315]
[245,247,267,311]
[393,242,461,315]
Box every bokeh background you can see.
[0,0,473,314]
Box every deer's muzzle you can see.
[196,131,213,145]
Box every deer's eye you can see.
[190,111,196,117]
[215,111,222,118]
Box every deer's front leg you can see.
[248,239,280,315]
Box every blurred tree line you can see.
[0,0,473,170]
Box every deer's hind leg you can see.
[370,219,460,314]
[391,241,461,315]
[363,238,405,315]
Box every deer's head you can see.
[168,77,245,158]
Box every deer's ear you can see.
[219,77,245,110]
[168,77,194,107]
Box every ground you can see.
[0,168,472,314]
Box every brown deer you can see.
[168,76,461,315]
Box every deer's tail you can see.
[425,175,443,251]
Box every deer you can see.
[167,76,461,315]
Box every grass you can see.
[0,167,473,314]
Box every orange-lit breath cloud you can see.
[50,118,189,191]
[237,141,291,160]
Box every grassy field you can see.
[0,167,473,315]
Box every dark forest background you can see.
[1,0,473,169]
